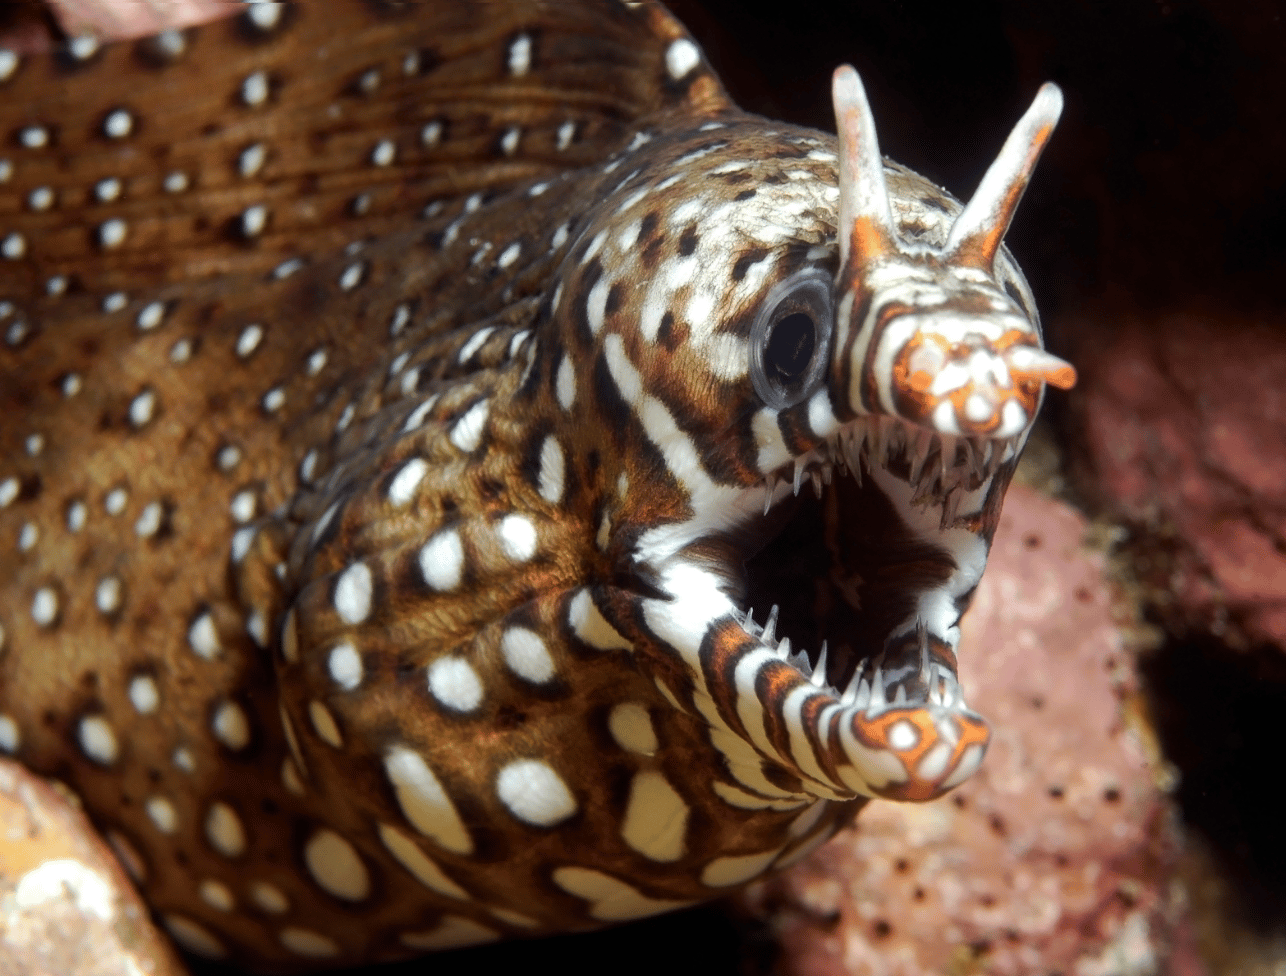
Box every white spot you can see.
[552,221,570,249]
[172,747,196,773]
[665,38,700,80]
[334,562,373,625]
[31,587,58,627]
[382,748,473,855]
[146,797,178,834]
[199,879,234,912]
[328,643,363,691]
[401,917,499,951]
[168,339,192,363]
[420,120,442,147]
[246,609,268,648]
[128,389,156,428]
[309,700,343,748]
[95,576,122,614]
[427,657,483,713]
[66,500,86,531]
[556,120,575,151]
[419,529,464,591]
[298,448,319,483]
[371,139,396,167]
[568,589,632,651]
[102,291,127,313]
[128,675,159,714]
[98,218,127,249]
[241,204,268,237]
[0,476,18,507]
[18,522,37,552]
[621,771,689,862]
[249,881,289,914]
[497,241,521,269]
[0,160,9,182]
[495,759,576,827]
[389,457,427,506]
[230,489,256,523]
[700,848,782,887]
[213,701,251,751]
[164,916,227,959]
[27,186,52,210]
[262,386,286,412]
[136,301,165,331]
[61,373,82,397]
[205,802,246,858]
[273,257,303,279]
[508,33,532,76]
[608,703,657,756]
[103,108,133,139]
[387,306,412,341]
[239,142,267,177]
[217,447,241,473]
[450,399,489,452]
[497,514,537,562]
[306,347,327,375]
[0,714,20,753]
[500,127,521,156]
[5,319,28,346]
[501,628,555,684]
[552,867,693,922]
[78,715,118,765]
[163,171,189,193]
[20,125,48,148]
[246,2,283,30]
[188,612,220,659]
[231,526,256,562]
[46,275,68,295]
[22,433,38,456]
[132,501,163,539]
[458,326,494,363]
[2,232,26,259]
[556,355,576,410]
[0,49,16,82]
[279,928,339,959]
[339,262,365,291]
[242,70,269,106]
[304,829,370,901]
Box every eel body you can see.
[0,2,1072,968]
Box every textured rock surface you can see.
[1068,311,1286,653]
[740,483,1180,976]
[0,758,184,976]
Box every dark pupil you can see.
[765,312,816,387]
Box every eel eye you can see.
[750,268,834,409]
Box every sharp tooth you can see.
[822,464,833,486]
[811,469,823,498]
[894,684,907,706]
[810,641,829,688]
[777,636,791,660]
[927,663,942,705]
[853,676,871,710]
[763,477,776,516]
[762,605,779,646]
[840,667,863,706]
[793,460,804,497]
[869,665,886,713]
[939,485,962,530]
[907,430,931,487]
[918,626,931,678]
[742,607,759,637]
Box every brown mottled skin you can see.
[0,1,1069,969]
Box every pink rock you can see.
[1069,312,1286,650]
[0,759,185,976]
[741,484,1182,976]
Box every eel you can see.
[0,1,1074,969]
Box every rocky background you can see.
[4,1,1285,974]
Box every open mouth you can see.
[718,413,1017,799]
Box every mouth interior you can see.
[734,418,1012,710]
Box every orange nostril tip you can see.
[1045,364,1077,390]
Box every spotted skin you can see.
[0,2,1071,969]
